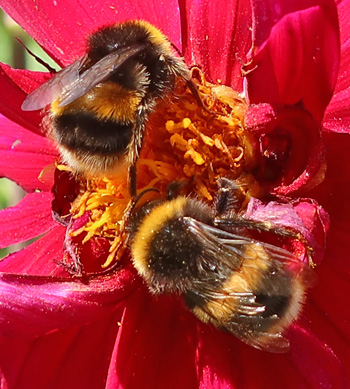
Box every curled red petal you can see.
[51,168,80,223]
[0,192,56,249]
[0,114,57,192]
[323,0,350,133]
[245,104,326,195]
[0,0,182,66]
[244,196,329,265]
[0,264,138,338]
[179,0,252,91]
[292,199,330,261]
[245,0,340,123]
[65,215,116,274]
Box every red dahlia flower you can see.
[0,0,349,387]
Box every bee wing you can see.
[209,287,290,353]
[21,55,88,111]
[58,44,147,107]
[22,44,147,111]
[239,332,290,353]
[185,217,302,272]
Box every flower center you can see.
[138,68,254,200]
[59,68,263,273]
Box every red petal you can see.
[0,64,47,134]
[194,323,345,388]
[287,326,347,387]
[0,63,51,95]
[0,0,182,66]
[107,287,198,388]
[0,310,121,388]
[110,286,346,387]
[195,326,247,388]
[0,226,66,276]
[308,131,350,275]
[0,114,57,192]
[0,192,56,249]
[0,265,138,338]
[179,0,252,91]
[306,131,350,381]
[245,0,340,122]
[323,0,350,133]
[306,265,350,380]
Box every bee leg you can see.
[251,222,316,268]
[186,79,217,116]
[54,258,84,278]
[214,177,247,216]
[128,164,137,197]
[214,217,315,267]
[169,43,212,115]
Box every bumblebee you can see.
[22,20,190,193]
[128,178,312,353]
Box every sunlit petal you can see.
[0,114,57,192]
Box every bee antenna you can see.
[15,38,57,74]
[129,187,160,215]
[170,42,183,57]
